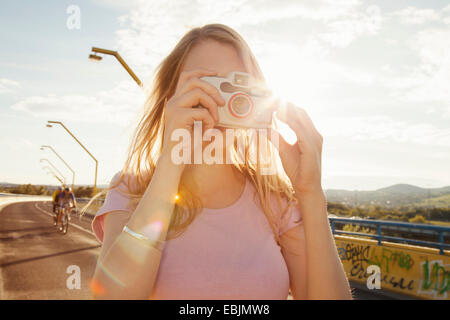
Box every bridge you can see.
[0,195,448,299]
[331,217,450,300]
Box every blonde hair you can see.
[88,24,300,249]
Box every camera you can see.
[200,71,275,129]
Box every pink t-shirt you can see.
[92,172,302,299]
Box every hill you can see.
[325,184,450,207]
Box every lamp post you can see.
[89,47,142,88]
[40,145,75,191]
[42,166,64,185]
[45,121,98,194]
[40,158,66,185]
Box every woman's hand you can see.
[272,102,323,195]
[161,69,225,158]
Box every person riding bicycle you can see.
[57,187,77,228]
[52,186,63,213]
[52,186,63,226]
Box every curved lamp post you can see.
[89,47,142,88]
[42,166,64,185]
[40,145,75,191]
[44,121,98,194]
[40,158,66,185]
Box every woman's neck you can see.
[181,163,246,209]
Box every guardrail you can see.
[330,217,450,254]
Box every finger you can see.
[176,69,218,93]
[173,87,219,122]
[286,103,321,138]
[183,108,215,130]
[277,103,320,147]
[177,77,225,107]
[274,108,307,141]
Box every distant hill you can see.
[376,184,450,195]
[325,184,450,208]
[415,194,450,208]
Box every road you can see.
[0,201,100,299]
[0,201,400,300]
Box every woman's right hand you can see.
[161,69,226,159]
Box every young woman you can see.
[89,24,352,300]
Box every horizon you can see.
[1,180,449,192]
[1,0,450,190]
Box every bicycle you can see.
[59,203,72,235]
[53,204,59,226]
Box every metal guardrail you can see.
[329,217,450,255]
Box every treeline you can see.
[73,186,96,198]
[327,202,450,223]
[2,184,50,195]
[1,184,102,198]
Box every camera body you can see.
[200,71,275,129]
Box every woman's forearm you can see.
[297,190,352,299]
[93,153,183,299]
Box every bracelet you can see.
[122,225,166,251]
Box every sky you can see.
[0,0,449,190]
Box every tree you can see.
[409,214,427,224]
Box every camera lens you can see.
[229,94,252,118]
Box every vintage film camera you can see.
[200,71,275,129]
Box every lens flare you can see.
[141,220,164,242]
[89,278,106,297]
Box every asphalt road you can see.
[0,201,100,299]
[0,201,399,300]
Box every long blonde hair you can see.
[93,24,299,248]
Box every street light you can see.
[89,46,143,88]
[42,166,64,185]
[40,145,75,191]
[40,158,66,185]
[44,121,98,193]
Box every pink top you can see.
[92,172,302,299]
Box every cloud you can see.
[0,78,20,95]
[321,115,450,148]
[0,137,35,151]
[392,6,441,25]
[113,0,380,78]
[318,5,382,48]
[383,27,450,117]
[10,81,144,126]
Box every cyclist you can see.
[52,186,63,226]
[57,187,77,230]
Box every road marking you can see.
[34,203,97,237]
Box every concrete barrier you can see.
[0,193,51,211]
[335,235,450,300]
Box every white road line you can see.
[34,202,96,237]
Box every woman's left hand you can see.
[270,102,323,195]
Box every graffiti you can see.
[368,248,415,273]
[382,274,414,291]
[338,244,370,264]
[419,260,450,298]
[349,262,368,280]
[334,240,450,299]
[347,260,415,291]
